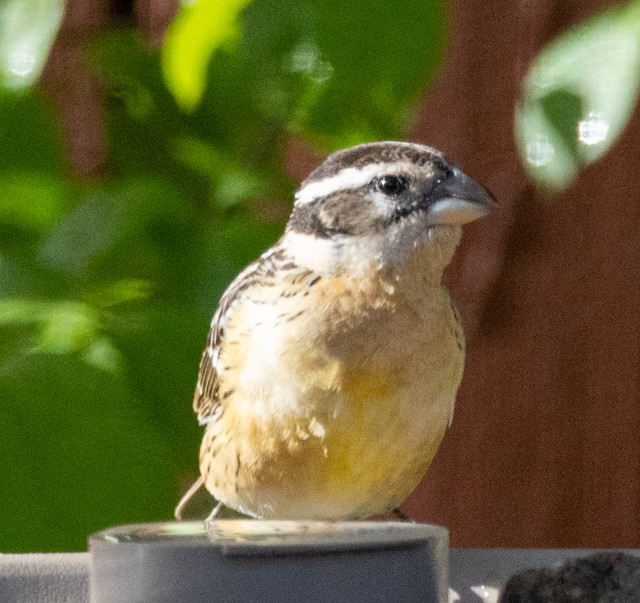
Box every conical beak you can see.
[427,166,496,225]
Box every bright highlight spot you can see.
[8,49,35,76]
[526,137,555,167]
[470,584,501,602]
[578,112,609,145]
[448,587,461,602]
[288,41,334,83]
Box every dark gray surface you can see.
[0,553,89,603]
[89,521,448,602]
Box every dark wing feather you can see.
[193,242,289,424]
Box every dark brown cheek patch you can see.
[288,200,331,237]
[288,192,388,238]
[319,192,389,236]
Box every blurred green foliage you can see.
[517,0,640,190]
[0,0,445,551]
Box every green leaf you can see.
[34,301,101,355]
[38,178,191,277]
[86,279,152,309]
[0,297,124,371]
[0,0,64,91]
[516,1,640,190]
[162,0,253,112]
[81,336,123,373]
[0,172,72,231]
[38,188,132,275]
[0,298,48,325]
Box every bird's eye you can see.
[375,175,407,197]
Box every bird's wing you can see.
[193,240,312,424]
[193,257,266,424]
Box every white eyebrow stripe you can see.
[294,161,417,205]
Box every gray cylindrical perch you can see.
[89,520,448,602]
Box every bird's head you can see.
[283,141,495,277]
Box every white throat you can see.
[282,220,461,278]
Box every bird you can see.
[175,141,494,522]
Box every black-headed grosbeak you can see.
[176,141,494,521]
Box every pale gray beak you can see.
[427,166,496,225]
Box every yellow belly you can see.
[200,361,456,519]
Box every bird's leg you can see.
[204,501,225,526]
